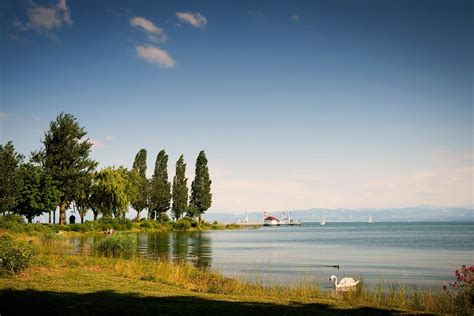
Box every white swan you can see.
[329,275,359,290]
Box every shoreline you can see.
[0,230,462,315]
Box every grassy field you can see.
[0,230,468,315]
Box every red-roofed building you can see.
[264,216,280,226]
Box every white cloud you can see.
[57,0,73,25]
[291,15,300,22]
[176,12,207,28]
[15,0,73,35]
[130,16,167,43]
[136,45,175,68]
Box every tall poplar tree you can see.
[171,155,188,220]
[33,113,97,225]
[130,149,149,221]
[190,151,212,222]
[149,150,171,220]
[0,141,24,215]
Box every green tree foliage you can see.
[33,113,97,225]
[190,151,212,222]
[14,163,60,223]
[0,142,24,215]
[90,167,129,219]
[130,149,149,221]
[74,173,93,224]
[171,155,188,220]
[149,150,171,220]
[89,179,101,221]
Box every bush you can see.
[443,265,474,314]
[97,217,133,231]
[156,212,170,223]
[96,233,136,257]
[139,221,153,229]
[114,218,133,230]
[0,235,33,274]
[173,219,192,231]
[0,214,25,233]
[68,223,88,232]
[224,224,241,229]
[0,214,59,236]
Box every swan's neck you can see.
[334,277,338,287]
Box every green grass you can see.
[0,230,470,315]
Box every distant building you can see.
[263,216,280,226]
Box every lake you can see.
[67,222,474,291]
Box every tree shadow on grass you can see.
[0,289,416,315]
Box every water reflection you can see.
[68,232,212,268]
[187,231,212,268]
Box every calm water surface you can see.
[68,222,474,291]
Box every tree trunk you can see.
[93,209,98,221]
[49,211,52,224]
[27,215,33,223]
[135,210,141,222]
[53,209,56,224]
[59,194,67,225]
[80,212,84,224]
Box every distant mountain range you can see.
[203,206,474,223]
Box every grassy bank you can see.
[0,230,470,315]
[0,214,243,236]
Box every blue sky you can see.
[0,0,472,213]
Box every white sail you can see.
[368,215,373,224]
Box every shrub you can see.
[68,224,88,232]
[84,221,99,231]
[0,236,13,255]
[113,218,133,230]
[96,233,136,257]
[156,212,170,223]
[42,230,58,242]
[0,235,33,274]
[0,214,59,236]
[443,265,474,314]
[224,224,241,229]
[0,214,25,233]
[140,221,153,229]
[173,219,191,231]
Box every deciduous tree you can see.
[15,163,60,223]
[33,113,97,225]
[0,141,24,215]
[90,167,129,219]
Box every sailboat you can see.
[320,214,326,226]
[368,215,373,224]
